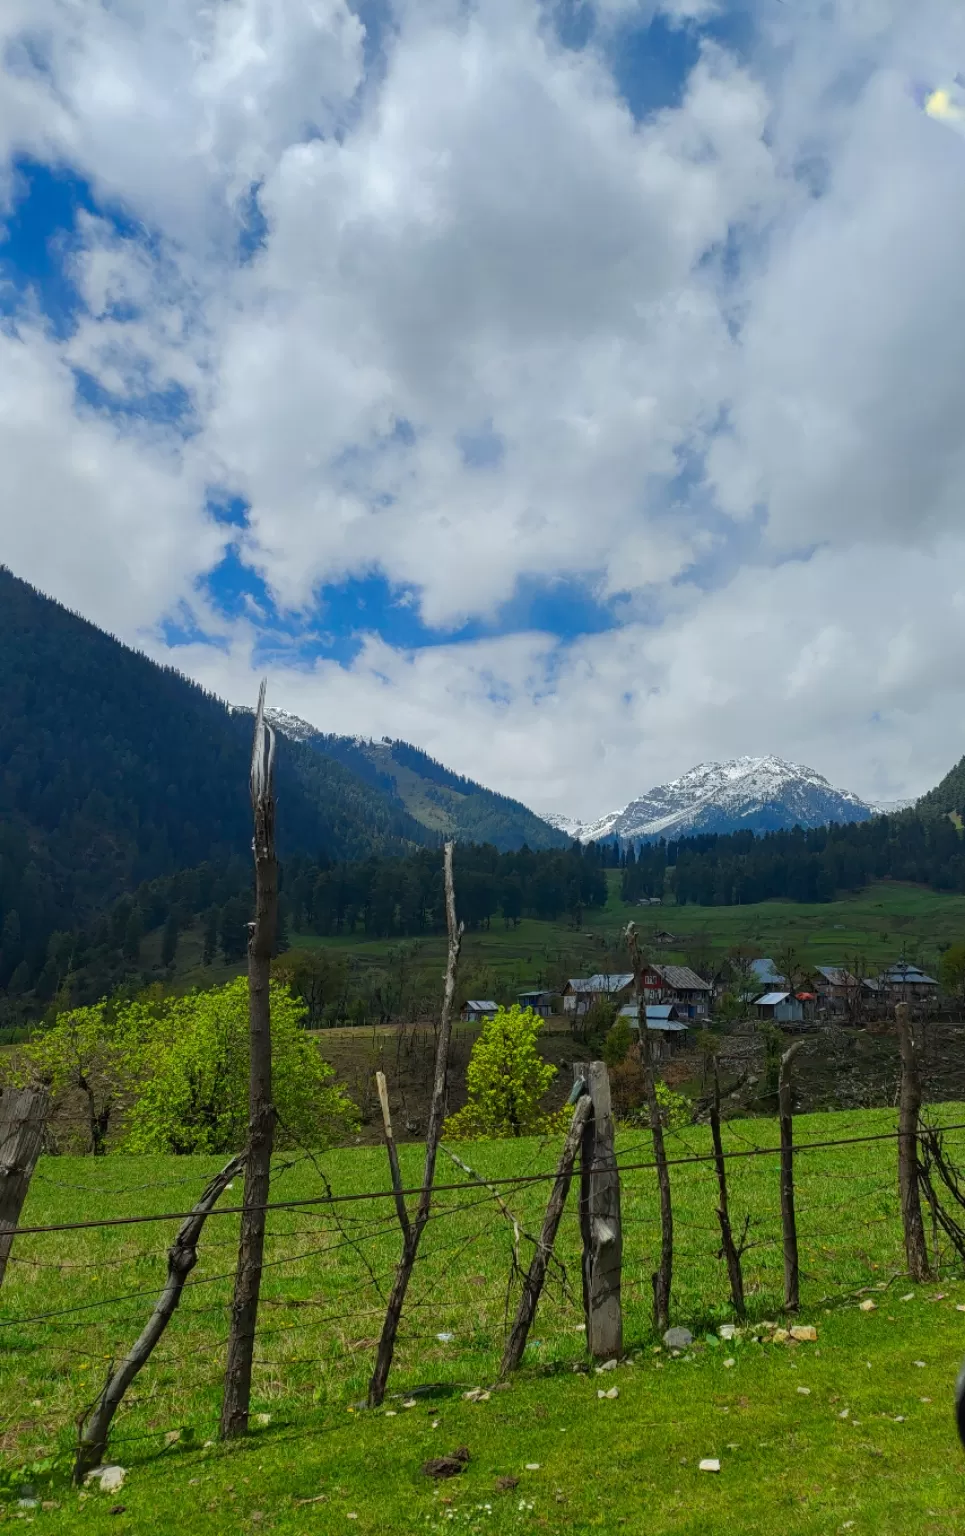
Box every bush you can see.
[444,1004,568,1140]
[603,1016,634,1067]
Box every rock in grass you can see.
[423,1448,470,1479]
[790,1326,817,1342]
[859,1300,877,1313]
[495,1476,519,1493]
[663,1328,693,1350]
[698,1459,720,1473]
[84,1467,126,1494]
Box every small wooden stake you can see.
[779,1041,804,1313]
[575,1061,622,1360]
[376,1071,410,1238]
[896,1002,930,1282]
[710,1063,745,1319]
[500,1092,591,1376]
[0,1089,48,1294]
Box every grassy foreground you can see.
[2,1109,965,1531]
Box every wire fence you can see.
[0,1103,963,1468]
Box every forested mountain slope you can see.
[0,568,426,993]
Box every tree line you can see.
[619,811,965,906]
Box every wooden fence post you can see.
[0,1088,49,1294]
[625,924,673,1334]
[896,1002,930,1282]
[221,682,278,1440]
[710,1062,746,1319]
[500,1089,592,1376]
[367,842,463,1408]
[75,1153,245,1482]
[779,1041,804,1313]
[573,1061,622,1360]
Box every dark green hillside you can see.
[290,733,569,852]
[0,567,427,996]
[918,752,965,821]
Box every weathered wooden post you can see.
[626,924,673,1334]
[896,1002,930,1282]
[368,842,463,1408]
[76,1153,245,1481]
[500,1087,592,1376]
[710,1062,746,1319]
[0,1088,49,1294]
[779,1041,804,1313]
[221,682,278,1440]
[573,1061,622,1360]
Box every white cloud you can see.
[1,0,965,820]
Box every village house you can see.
[880,963,940,1005]
[754,991,807,1026]
[618,1001,690,1059]
[561,973,635,1017]
[635,962,712,1021]
[517,989,554,1018]
[749,958,786,992]
[812,966,857,1017]
[460,1000,497,1023]
[651,929,678,947]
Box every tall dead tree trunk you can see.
[710,1063,745,1319]
[368,842,462,1408]
[220,683,278,1440]
[896,1002,930,1282]
[0,1089,49,1294]
[76,1154,244,1481]
[626,924,672,1335]
[779,1041,804,1313]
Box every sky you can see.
[2,0,965,823]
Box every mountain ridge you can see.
[547,755,877,844]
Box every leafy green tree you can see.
[272,949,349,1028]
[443,1004,565,1139]
[10,1002,147,1154]
[123,908,143,962]
[603,1015,634,1067]
[122,977,358,1154]
[940,942,965,1006]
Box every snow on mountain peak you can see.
[556,756,874,844]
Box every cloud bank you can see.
[1,0,964,819]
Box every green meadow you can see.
[3,1107,965,1532]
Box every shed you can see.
[461,1000,498,1023]
[749,958,786,991]
[517,990,554,1018]
[754,991,804,1025]
[618,1002,690,1057]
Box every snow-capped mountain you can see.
[553,756,876,844]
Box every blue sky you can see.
[1,0,963,816]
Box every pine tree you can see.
[161,913,179,968]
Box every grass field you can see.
[4,1107,965,1531]
[288,878,965,991]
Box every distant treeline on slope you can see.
[3,842,614,1017]
[620,810,965,905]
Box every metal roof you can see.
[882,965,937,984]
[756,991,792,1006]
[750,958,785,984]
[647,963,711,991]
[619,1003,677,1021]
[814,966,854,984]
[565,974,634,993]
[464,1000,497,1011]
